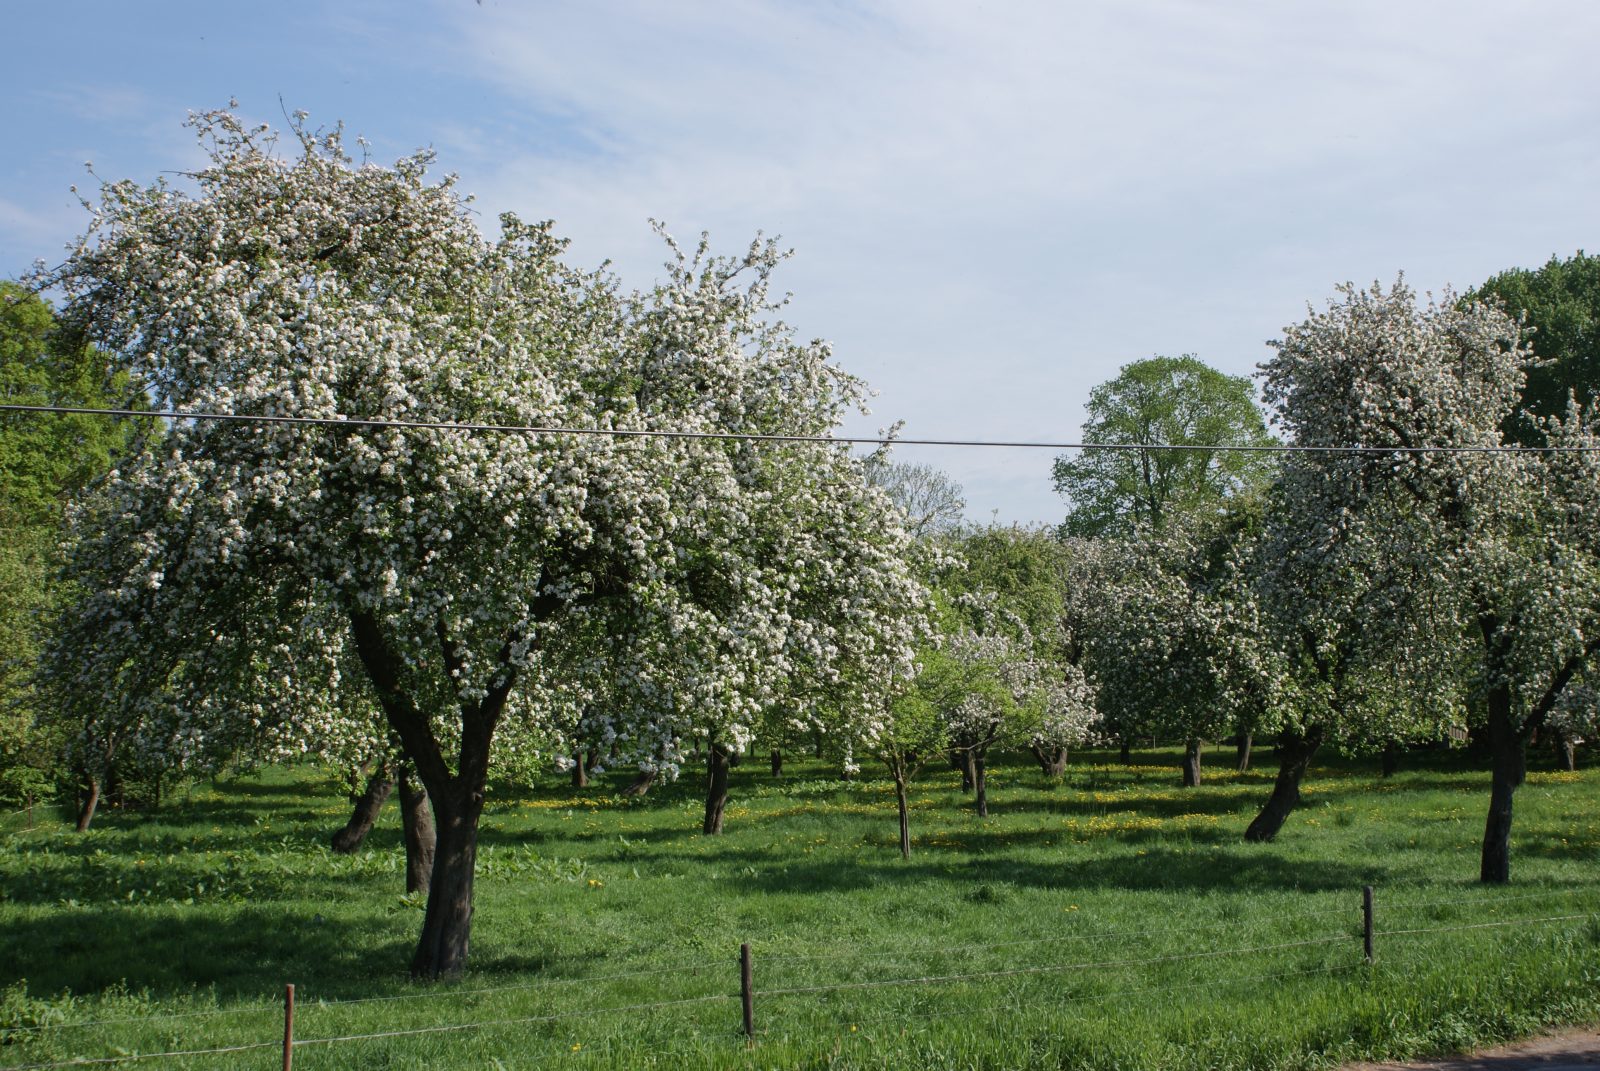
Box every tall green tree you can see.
[1471,252,1600,444]
[1,283,150,809]
[1053,355,1276,537]
[2,283,148,524]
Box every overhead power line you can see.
[2,402,1595,454]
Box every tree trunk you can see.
[950,748,975,792]
[331,764,394,854]
[1235,732,1253,772]
[1244,726,1325,842]
[1181,738,1203,787]
[1031,743,1068,778]
[813,730,826,759]
[1480,681,1525,884]
[1380,741,1400,778]
[621,770,656,797]
[893,768,911,858]
[75,772,100,833]
[1553,730,1577,772]
[397,767,436,895]
[1119,737,1132,764]
[703,741,732,835]
[348,607,510,980]
[770,748,783,779]
[409,785,483,978]
[974,752,989,818]
[570,747,588,788]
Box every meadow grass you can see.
[1,745,1596,1070]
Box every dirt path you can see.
[1343,1027,1600,1070]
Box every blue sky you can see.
[5,1,1599,524]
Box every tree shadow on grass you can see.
[654,841,1391,899]
[0,903,416,999]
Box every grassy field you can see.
[1,745,1597,1070]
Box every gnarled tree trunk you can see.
[398,766,436,895]
[1181,738,1203,787]
[331,763,394,854]
[974,752,990,818]
[703,741,732,835]
[1031,743,1068,779]
[770,748,783,779]
[570,747,588,788]
[1235,732,1252,772]
[621,769,656,797]
[1245,726,1325,842]
[1119,736,1132,764]
[1380,741,1400,778]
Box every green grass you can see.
[1,746,1597,1070]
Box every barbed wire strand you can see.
[296,961,730,1008]
[0,1003,280,1036]
[816,961,1364,1035]
[0,961,724,1035]
[0,994,737,1071]
[755,887,1595,968]
[289,992,736,1048]
[1383,887,1596,912]
[4,403,1596,455]
[0,1039,278,1070]
[765,905,1360,964]
[1376,912,1595,938]
[759,933,1352,999]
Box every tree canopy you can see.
[38,109,928,976]
[1260,278,1600,878]
[1,283,152,808]
[1052,355,1276,537]
[1,283,150,525]
[1471,251,1600,443]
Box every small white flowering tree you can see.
[1547,683,1596,771]
[38,109,927,974]
[1260,280,1600,879]
[1241,480,1462,840]
[1082,516,1278,787]
[1027,666,1099,778]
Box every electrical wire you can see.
[4,403,1595,455]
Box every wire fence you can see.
[1,888,1594,1070]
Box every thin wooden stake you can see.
[1362,885,1375,963]
[282,983,295,1071]
[739,943,755,1044]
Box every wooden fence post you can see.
[740,943,755,1044]
[1362,886,1374,963]
[283,983,295,1071]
